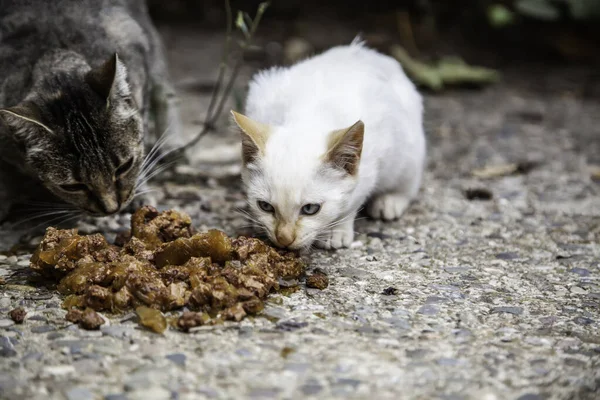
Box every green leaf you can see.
[258,2,270,15]
[389,46,443,90]
[389,45,500,91]
[487,4,516,27]
[235,11,249,38]
[515,0,560,20]
[437,57,500,86]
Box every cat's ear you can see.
[325,120,364,176]
[85,53,131,103]
[231,111,271,165]
[0,102,54,135]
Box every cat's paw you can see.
[315,227,354,250]
[367,193,410,221]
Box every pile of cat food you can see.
[29,206,306,332]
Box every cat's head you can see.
[232,111,364,250]
[0,54,144,215]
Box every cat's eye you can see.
[257,200,274,213]
[60,183,88,193]
[116,157,134,177]
[301,203,321,216]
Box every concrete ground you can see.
[0,25,599,400]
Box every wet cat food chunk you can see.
[30,207,308,330]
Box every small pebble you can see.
[128,387,171,400]
[382,287,398,296]
[66,387,95,400]
[166,353,187,367]
[31,325,56,333]
[104,395,128,400]
[0,298,11,309]
[6,256,17,264]
[0,319,15,329]
[417,305,439,315]
[43,365,76,377]
[491,306,523,315]
[570,286,587,295]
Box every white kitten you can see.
[232,39,426,250]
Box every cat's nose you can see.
[98,194,120,215]
[275,225,296,248]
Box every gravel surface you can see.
[0,26,599,400]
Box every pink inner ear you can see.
[327,121,364,175]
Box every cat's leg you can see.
[367,164,423,222]
[366,193,412,221]
[315,213,356,249]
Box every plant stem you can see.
[204,0,233,122]
[178,1,269,153]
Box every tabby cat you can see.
[0,0,182,222]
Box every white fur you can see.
[242,41,426,250]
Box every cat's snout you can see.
[275,223,296,248]
[98,193,120,215]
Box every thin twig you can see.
[204,0,233,122]
[175,1,270,154]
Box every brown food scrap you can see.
[136,306,167,334]
[306,269,329,290]
[177,311,210,332]
[8,307,26,324]
[66,308,105,330]
[30,228,114,278]
[131,206,193,249]
[154,230,233,267]
[221,303,247,322]
[113,229,131,247]
[29,207,306,327]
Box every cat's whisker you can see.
[137,127,177,183]
[141,125,172,168]
[234,209,262,226]
[133,188,158,198]
[138,135,187,181]
[10,210,79,228]
[27,212,82,234]
[138,145,182,180]
[135,159,180,189]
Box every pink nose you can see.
[275,226,296,247]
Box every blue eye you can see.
[257,200,274,213]
[301,203,321,216]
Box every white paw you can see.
[367,193,410,221]
[315,227,354,250]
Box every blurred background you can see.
[148,0,600,66]
[146,0,600,181]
